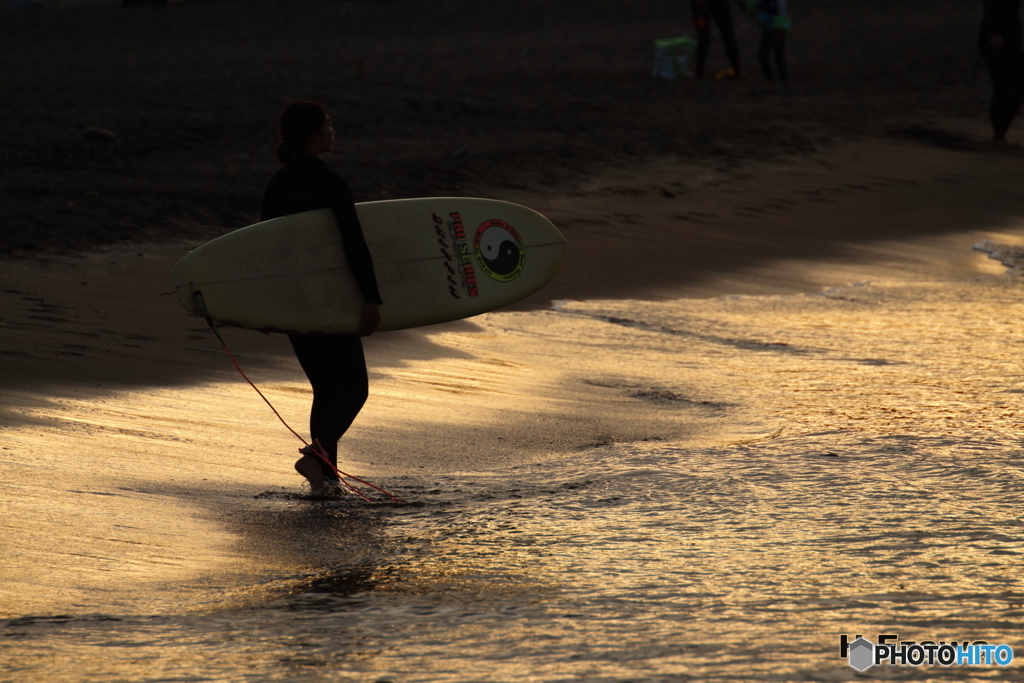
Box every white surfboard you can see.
[172,197,566,334]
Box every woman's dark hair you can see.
[275,100,328,164]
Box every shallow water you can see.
[6,271,1024,681]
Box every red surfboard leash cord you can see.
[190,287,399,503]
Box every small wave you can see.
[973,240,1024,271]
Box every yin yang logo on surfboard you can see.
[474,219,525,282]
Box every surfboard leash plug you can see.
[189,283,216,329]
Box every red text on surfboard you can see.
[433,212,479,298]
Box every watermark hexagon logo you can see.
[848,637,875,672]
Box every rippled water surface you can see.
[6,275,1024,681]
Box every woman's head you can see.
[275,101,333,164]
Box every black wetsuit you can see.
[979,0,1024,140]
[261,156,382,481]
[689,0,742,79]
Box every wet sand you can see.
[4,129,1024,622]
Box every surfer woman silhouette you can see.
[260,101,382,496]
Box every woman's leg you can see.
[997,54,1024,140]
[710,0,741,75]
[981,45,1023,141]
[690,0,712,79]
[289,333,369,482]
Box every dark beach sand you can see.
[0,0,997,256]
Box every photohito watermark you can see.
[840,634,1014,672]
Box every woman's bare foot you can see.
[294,451,330,496]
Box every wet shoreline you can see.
[4,134,1024,680]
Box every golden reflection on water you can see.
[6,277,1024,681]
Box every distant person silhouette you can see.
[690,0,742,79]
[741,0,790,81]
[979,0,1024,141]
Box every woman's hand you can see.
[357,302,381,337]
